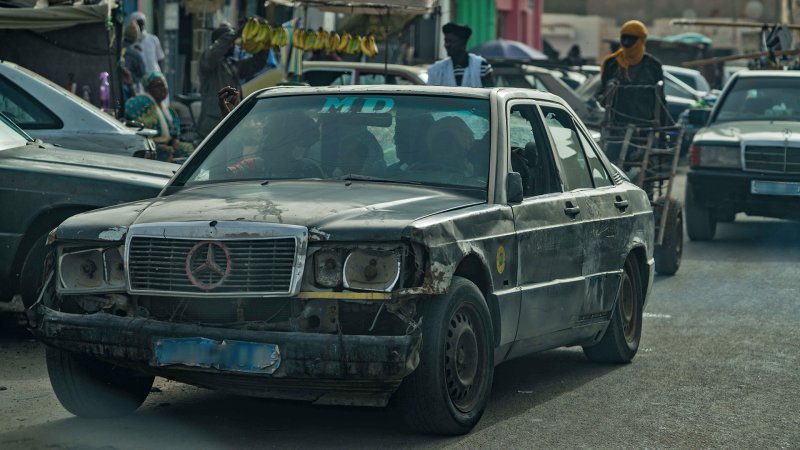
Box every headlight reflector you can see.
[314,249,344,288]
[343,249,401,292]
[59,246,126,293]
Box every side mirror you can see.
[687,108,711,127]
[124,120,145,130]
[507,172,524,203]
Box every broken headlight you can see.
[58,246,126,293]
[314,248,344,288]
[343,249,401,292]
[312,247,402,292]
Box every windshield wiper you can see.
[335,174,421,185]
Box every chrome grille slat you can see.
[745,145,800,174]
[128,236,297,295]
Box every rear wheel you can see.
[654,199,683,276]
[685,183,716,241]
[583,257,643,363]
[395,277,494,435]
[46,347,154,418]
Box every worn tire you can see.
[583,257,643,363]
[395,276,494,435]
[19,233,49,308]
[654,199,683,276]
[714,209,736,223]
[46,346,154,418]
[685,183,716,241]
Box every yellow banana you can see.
[316,30,329,51]
[337,33,351,53]
[271,27,287,47]
[359,35,371,56]
[368,34,379,57]
[242,18,258,41]
[328,33,341,53]
[293,28,306,50]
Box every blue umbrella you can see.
[470,39,548,61]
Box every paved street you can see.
[1,175,798,449]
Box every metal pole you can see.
[384,8,390,75]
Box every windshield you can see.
[714,77,800,123]
[181,94,491,190]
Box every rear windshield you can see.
[181,94,492,190]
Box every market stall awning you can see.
[0,0,114,31]
[270,0,434,15]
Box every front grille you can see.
[128,237,297,295]
[744,145,800,174]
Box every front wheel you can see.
[685,183,716,241]
[46,347,154,418]
[583,257,643,363]
[395,277,494,435]
[654,199,683,276]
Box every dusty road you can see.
[1,177,799,449]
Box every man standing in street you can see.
[427,23,494,88]
[196,23,269,137]
[129,12,166,74]
[599,20,668,162]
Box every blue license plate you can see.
[751,180,800,196]
[152,337,281,374]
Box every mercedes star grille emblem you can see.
[185,241,232,290]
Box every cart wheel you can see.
[655,198,683,276]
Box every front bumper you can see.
[687,169,800,219]
[30,304,421,406]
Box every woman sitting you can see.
[125,72,193,162]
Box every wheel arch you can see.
[11,205,95,278]
[453,253,500,348]
[627,245,650,300]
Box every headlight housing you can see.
[690,145,741,169]
[58,246,126,293]
[312,247,401,292]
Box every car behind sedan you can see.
[685,70,800,240]
[0,113,174,306]
[30,86,654,435]
[0,61,156,158]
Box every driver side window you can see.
[508,104,561,197]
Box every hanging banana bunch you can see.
[240,20,378,57]
[360,34,379,58]
[240,17,273,53]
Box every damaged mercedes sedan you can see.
[29,85,654,435]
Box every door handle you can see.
[564,201,581,217]
[614,196,629,211]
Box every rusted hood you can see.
[55,180,484,242]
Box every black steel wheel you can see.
[685,182,716,241]
[583,257,643,363]
[395,276,494,435]
[655,199,683,276]
[46,347,154,418]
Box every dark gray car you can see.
[0,113,174,306]
[30,86,654,435]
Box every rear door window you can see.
[0,75,62,129]
[540,105,594,190]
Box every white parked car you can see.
[0,61,155,158]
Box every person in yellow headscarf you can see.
[599,20,669,162]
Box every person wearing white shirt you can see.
[427,23,494,88]
[129,12,166,74]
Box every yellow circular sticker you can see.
[496,245,506,274]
